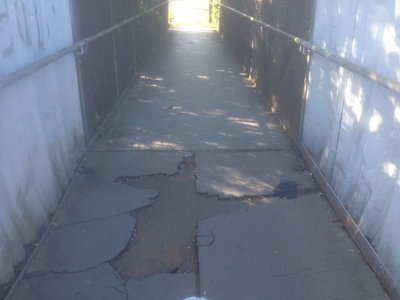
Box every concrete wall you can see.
[303,0,400,290]
[0,0,85,284]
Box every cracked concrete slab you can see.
[197,231,214,247]
[126,273,196,300]
[9,264,125,300]
[82,151,191,182]
[195,151,315,198]
[56,175,156,226]
[197,194,387,300]
[28,214,135,274]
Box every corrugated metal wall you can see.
[303,0,400,290]
[0,0,85,284]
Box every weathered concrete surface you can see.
[126,273,196,300]
[92,28,288,151]
[28,214,135,273]
[56,175,156,226]
[197,195,387,300]
[195,151,315,198]
[4,150,188,298]
[9,264,125,300]
[24,151,181,276]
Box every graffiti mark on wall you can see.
[0,1,14,58]
[15,0,45,50]
[0,0,47,61]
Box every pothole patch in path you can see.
[111,157,259,280]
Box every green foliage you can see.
[139,1,148,14]
[169,12,175,23]
[209,0,220,26]
[136,1,164,41]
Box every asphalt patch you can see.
[112,157,256,280]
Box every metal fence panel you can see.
[71,0,168,141]
[220,0,315,139]
[78,35,118,140]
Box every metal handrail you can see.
[216,1,400,95]
[0,1,169,90]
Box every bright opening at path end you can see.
[169,0,213,30]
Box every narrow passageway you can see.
[92,26,285,151]
[8,8,388,300]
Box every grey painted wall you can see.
[303,0,400,290]
[0,0,84,284]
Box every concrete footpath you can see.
[8,25,388,300]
